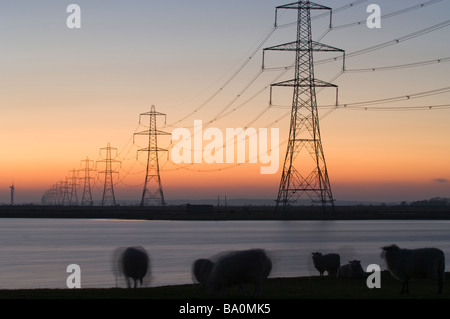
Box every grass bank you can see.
[1,273,449,299]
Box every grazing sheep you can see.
[192,258,215,288]
[312,252,340,277]
[121,246,150,288]
[206,248,272,297]
[381,244,445,294]
[337,260,365,279]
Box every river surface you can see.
[0,218,449,289]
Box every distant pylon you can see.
[9,184,14,206]
[68,169,79,205]
[133,105,170,206]
[55,181,64,205]
[61,178,70,205]
[265,1,345,210]
[80,157,95,206]
[97,143,121,206]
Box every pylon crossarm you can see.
[264,40,343,52]
[271,78,337,88]
[137,147,168,153]
[275,1,332,28]
[134,129,171,136]
[276,1,331,11]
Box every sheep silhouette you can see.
[205,248,272,297]
[381,244,445,294]
[117,246,150,288]
[312,252,340,277]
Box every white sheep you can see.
[312,252,340,277]
[336,260,365,279]
[205,248,272,297]
[381,244,445,294]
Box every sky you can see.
[1,0,450,204]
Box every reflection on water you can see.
[0,218,449,289]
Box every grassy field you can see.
[0,272,448,299]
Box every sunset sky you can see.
[1,0,449,204]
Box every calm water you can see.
[0,218,449,290]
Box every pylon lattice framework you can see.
[266,1,345,210]
[97,143,121,206]
[134,105,170,206]
[68,169,79,206]
[80,157,95,206]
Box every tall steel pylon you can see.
[134,105,170,206]
[97,143,121,206]
[68,169,79,205]
[80,157,95,206]
[265,1,345,210]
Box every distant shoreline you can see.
[0,204,449,220]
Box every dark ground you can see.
[0,272,449,299]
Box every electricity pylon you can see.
[61,178,70,205]
[134,105,170,206]
[97,143,121,206]
[9,184,14,206]
[68,169,79,206]
[80,157,95,206]
[265,1,345,210]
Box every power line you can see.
[165,27,277,128]
[321,86,450,108]
[339,104,450,111]
[317,19,450,65]
[325,0,443,32]
[344,56,450,73]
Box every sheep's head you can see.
[311,252,322,260]
[382,244,400,251]
[349,260,361,270]
[192,259,214,286]
[380,244,400,259]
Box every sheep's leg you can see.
[238,284,247,295]
[125,277,131,289]
[401,280,409,294]
[253,282,262,298]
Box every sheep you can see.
[381,244,445,294]
[205,248,272,297]
[336,260,365,279]
[312,252,340,277]
[192,258,215,288]
[120,246,151,288]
